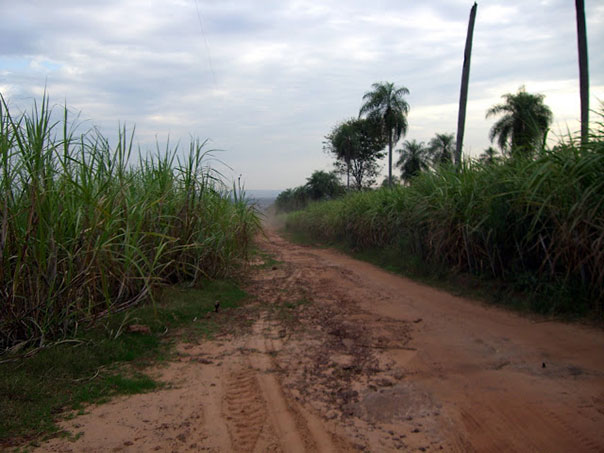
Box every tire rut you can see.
[223,369,268,452]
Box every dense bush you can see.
[286,126,604,316]
[275,170,344,213]
[0,96,260,349]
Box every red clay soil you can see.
[36,228,604,452]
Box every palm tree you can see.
[396,140,429,183]
[477,146,501,165]
[359,82,410,186]
[429,133,455,165]
[486,86,553,156]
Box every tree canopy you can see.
[428,133,455,165]
[477,146,502,165]
[359,81,410,186]
[305,170,344,200]
[486,86,553,156]
[396,140,430,183]
[325,117,386,190]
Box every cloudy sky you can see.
[1,0,603,190]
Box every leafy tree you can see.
[486,86,553,156]
[359,82,410,186]
[324,119,358,188]
[275,187,310,212]
[326,118,386,190]
[276,171,344,213]
[305,170,344,200]
[396,140,429,183]
[429,133,455,165]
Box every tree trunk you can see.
[575,0,589,144]
[455,2,478,167]
[388,132,393,187]
[346,162,350,189]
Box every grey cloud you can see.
[1,0,603,189]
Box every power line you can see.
[193,0,217,87]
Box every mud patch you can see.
[359,382,439,423]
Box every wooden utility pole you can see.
[575,0,589,143]
[455,2,478,167]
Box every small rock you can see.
[393,370,405,380]
[127,324,151,335]
[375,377,394,387]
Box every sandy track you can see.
[36,228,604,452]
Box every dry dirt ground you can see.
[37,228,604,452]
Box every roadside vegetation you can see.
[282,83,604,318]
[0,280,247,446]
[0,94,260,444]
[275,170,344,213]
[0,94,260,352]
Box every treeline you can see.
[276,81,484,213]
[275,170,343,212]
[0,95,260,350]
[282,80,604,316]
[278,84,554,211]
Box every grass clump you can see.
[0,279,247,445]
[0,94,260,350]
[285,125,604,318]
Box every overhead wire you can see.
[193,0,217,88]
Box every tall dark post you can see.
[455,2,478,167]
[575,0,589,143]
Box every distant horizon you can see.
[245,189,282,197]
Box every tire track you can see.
[223,369,267,452]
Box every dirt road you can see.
[38,228,604,452]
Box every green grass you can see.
[250,247,281,270]
[0,279,248,447]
